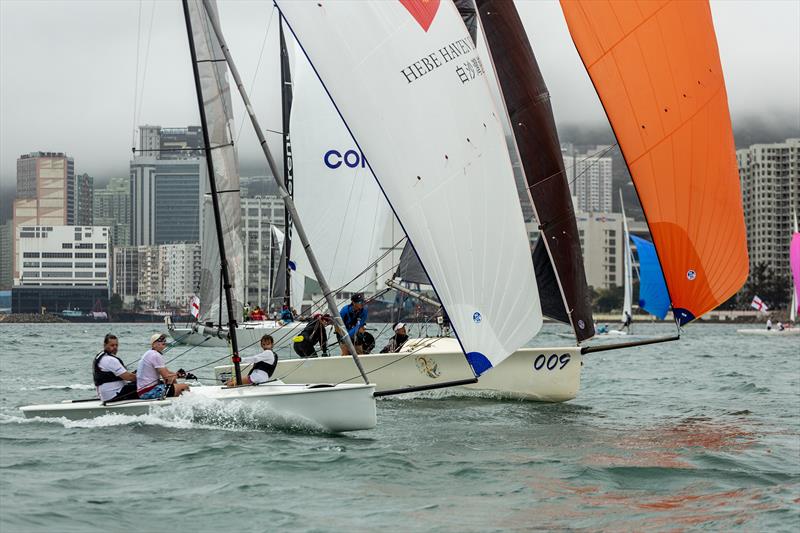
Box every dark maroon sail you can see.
[476,0,594,341]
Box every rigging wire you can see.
[130,0,144,150]
[235,5,276,145]
[134,0,158,132]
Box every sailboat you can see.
[20,0,377,432]
[166,12,311,352]
[737,210,800,335]
[214,0,750,400]
[604,191,670,336]
[213,0,593,402]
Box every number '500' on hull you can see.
[215,337,582,402]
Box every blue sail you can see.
[630,235,670,319]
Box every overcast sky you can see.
[1,0,798,187]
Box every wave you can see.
[20,384,95,391]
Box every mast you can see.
[619,188,633,328]
[199,0,369,384]
[183,0,243,385]
[279,17,294,309]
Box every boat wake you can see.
[5,393,330,434]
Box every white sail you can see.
[270,225,304,313]
[187,0,244,324]
[276,0,542,373]
[620,190,633,323]
[290,41,392,296]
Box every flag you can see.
[190,296,200,319]
[750,295,768,314]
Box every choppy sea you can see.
[0,322,798,532]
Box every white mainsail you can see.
[290,40,392,296]
[276,0,542,373]
[270,225,304,313]
[187,0,244,324]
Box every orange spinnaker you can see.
[560,0,749,324]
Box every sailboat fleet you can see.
[22,0,756,431]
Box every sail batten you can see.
[276,0,543,372]
[561,0,749,324]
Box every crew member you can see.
[93,334,138,403]
[227,335,278,386]
[137,333,190,399]
[380,322,409,354]
[338,293,368,355]
[293,313,331,358]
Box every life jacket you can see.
[249,351,278,378]
[93,351,126,386]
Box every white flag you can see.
[750,295,768,314]
[190,296,200,319]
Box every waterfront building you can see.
[161,243,202,309]
[113,243,201,309]
[0,221,12,290]
[737,138,800,295]
[562,146,613,213]
[11,225,110,313]
[12,152,76,282]
[93,177,131,247]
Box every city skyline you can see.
[1,0,798,185]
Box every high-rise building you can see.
[737,138,800,292]
[563,146,613,213]
[12,152,76,280]
[11,225,110,313]
[241,196,285,307]
[130,156,204,246]
[138,125,203,160]
[93,177,131,247]
[75,173,94,226]
[130,126,205,246]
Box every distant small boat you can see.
[735,328,800,336]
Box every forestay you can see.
[187,0,244,324]
[276,0,542,373]
[290,43,392,296]
[561,0,749,324]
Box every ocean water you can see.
[0,322,798,532]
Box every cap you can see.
[351,293,365,304]
[150,333,167,344]
[393,322,406,332]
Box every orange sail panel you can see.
[560,0,749,324]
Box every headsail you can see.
[290,43,392,297]
[276,0,543,373]
[187,0,244,325]
[631,235,670,320]
[476,0,595,340]
[561,0,749,324]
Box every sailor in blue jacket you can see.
[338,293,368,355]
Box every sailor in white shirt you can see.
[226,335,278,386]
[93,334,138,402]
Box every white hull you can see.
[168,320,310,350]
[19,383,376,433]
[736,328,800,336]
[215,338,583,402]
